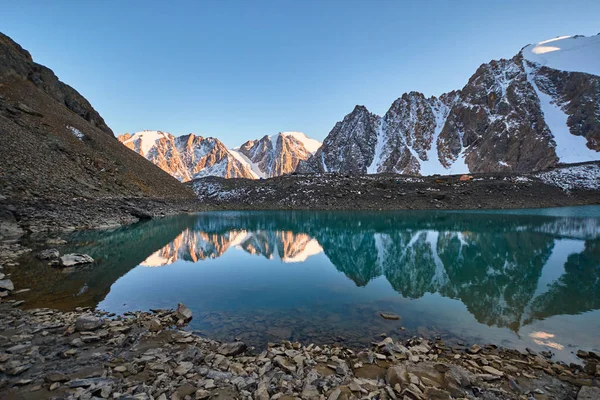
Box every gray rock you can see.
[45,372,69,383]
[0,279,14,291]
[578,386,600,400]
[176,303,193,322]
[60,253,94,267]
[75,315,104,331]
[37,248,59,260]
[217,342,247,356]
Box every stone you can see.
[113,365,127,373]
[0,279,14,291]
[175,361,194,376]
[386,365,409,388]
[468,344,482,354]
[59,253,94,267]
[37,248,59,260]
[274,356,297,374]
[195,389,211,399]
[45,371,69,383]
[481,366,503,376]
[176,303,193,322]
[578,386,600,400]
[176,382,197,397]
[7,343,31,354]
[148,318,162,332]
[217,341,247,356]
[75,315,104,331]
[380,312,400,320]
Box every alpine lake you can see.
[10,206,600,365]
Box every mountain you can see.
[231,132,321,178]
[119,130,321,180]
[0,32,196,234]
[118,131,256,180]
[298,34,600,175]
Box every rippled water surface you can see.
[13,207,600,363]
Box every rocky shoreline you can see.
[0,298,599,400]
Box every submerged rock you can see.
[379,312,400,320]
[60,253,94,267]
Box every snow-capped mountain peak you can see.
[119,130,322,180]
[299,33,600,176]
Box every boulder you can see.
[175,303,193,322]
[60,253,94,267]
[75,315,104,331]
[0,279,14,291]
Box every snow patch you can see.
[279,132,322,154]
[122,130,171,156]
[67,126,85,140]
[229,149,263,179]
[523,62,600,163]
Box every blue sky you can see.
[3,0,600,147]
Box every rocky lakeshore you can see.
[0,302,599,400]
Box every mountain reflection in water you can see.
[13,208,600,363]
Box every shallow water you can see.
[12,207,600,363]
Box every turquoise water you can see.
[17,207,600,363]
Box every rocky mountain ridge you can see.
[118,131,322,181]
[298,34,600,175]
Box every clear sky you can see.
[3,0,599,147]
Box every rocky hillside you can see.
[119,131,321,180]
[0,32,197,235]
[118,131,255,180]
[299,34,600,175]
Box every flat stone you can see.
[481,366,503,376]
[45,371,69,383]
[176,382,197,397]
[7,343,31,354]
[60,253,94,267]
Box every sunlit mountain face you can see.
[11,208,600,363]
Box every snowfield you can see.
[522,34,600,77]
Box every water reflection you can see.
[131,210,600,333]
[12,208,600,362]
